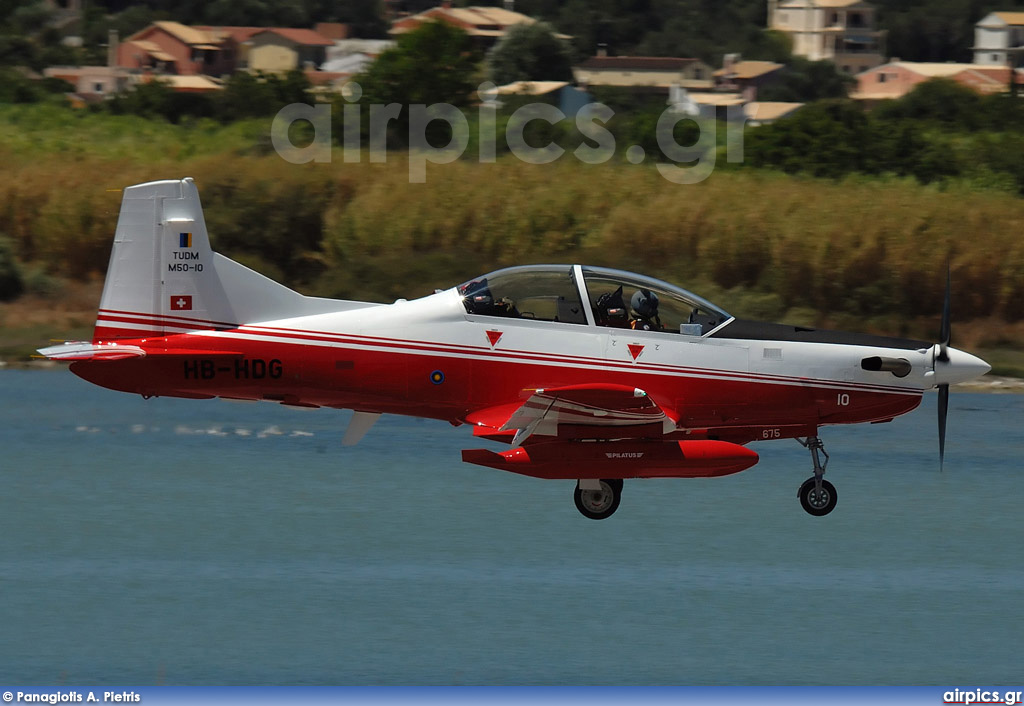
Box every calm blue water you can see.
[1,369,1022,685]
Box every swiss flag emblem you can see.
[170,295,193,311]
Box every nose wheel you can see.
[796,436,837,516]
[574,479,623,520]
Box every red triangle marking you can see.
[627,344,644,361]
[486,330,503,347]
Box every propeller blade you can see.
[938,266,951,363]
[938,383,949,468]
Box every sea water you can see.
[1,369,1022,685]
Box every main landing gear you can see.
[796,436,837,516]
[574,478,623,520]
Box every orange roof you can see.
[994,12,1024,25]
[714,60,784,79]
[578,56,701,71]
[194,26,264,43]
[253,28,334,46]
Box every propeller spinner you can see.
[930,268,990,466]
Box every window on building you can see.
[993,54,1000,63]
[878,73,886,83]
[94,82,103,92]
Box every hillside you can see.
[1,104,1023,375]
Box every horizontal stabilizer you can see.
[37,341,146,361]
[38,341,245,361]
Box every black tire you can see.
[798,477,837,516]
[574,479,622,520]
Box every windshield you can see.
[581,266,731,335]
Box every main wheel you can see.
[574,479,622,520]
[798,477,837,516]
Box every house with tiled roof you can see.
[241,28,334,72]
[713,56,784,99]
[117,22,334,76]
[852,61,1023,102]
[973,12,1024,68]
[768,0,885,74]
[573,55,714,93]
[390,2,564,47]
[492,80,593,118]
[117,21,234,76]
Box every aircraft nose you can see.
[932,346,991,386]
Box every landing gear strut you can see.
[574,478,623,520]
[796,437,837,516]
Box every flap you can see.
[467,383,677,446]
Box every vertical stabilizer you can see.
[94,177,345,341]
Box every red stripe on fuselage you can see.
[94,309,920,397]
[72,323,923,431]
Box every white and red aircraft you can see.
[40,178,990,518]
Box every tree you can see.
[758,57,855,103]
[357,20,480,108]
[487,21,574,85]
[0,235,24,302]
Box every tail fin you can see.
[94,177,347,341]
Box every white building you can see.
[973,12,1024,68]
[768,0,885,74]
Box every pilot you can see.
[594,286,629,328]
[630,288,662,331]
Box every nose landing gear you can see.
[796,436,837,516]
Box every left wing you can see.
[466,383,677,447]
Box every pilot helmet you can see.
[631,288,659,319]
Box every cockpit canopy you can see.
[457,265,731,335]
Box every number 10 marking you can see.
[837,393,850,406]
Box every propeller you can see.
[936,266,951,467]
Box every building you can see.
[768,0,885,74]
[852,61,1021,102]
[117,21,235,76]
[118,22,335,76]
[713,56,784,99]
[43,65,131,102]
[573,56,714,94]
[743,101,804,125]
[492,80,593,119]
[390,3,563,47]
[241,28,334,72]
[973,12,1024,68]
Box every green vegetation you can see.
[744,81,1024,193]
[1,101,1023,366]
[487,21,574,86]
[510,0,1024,65]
